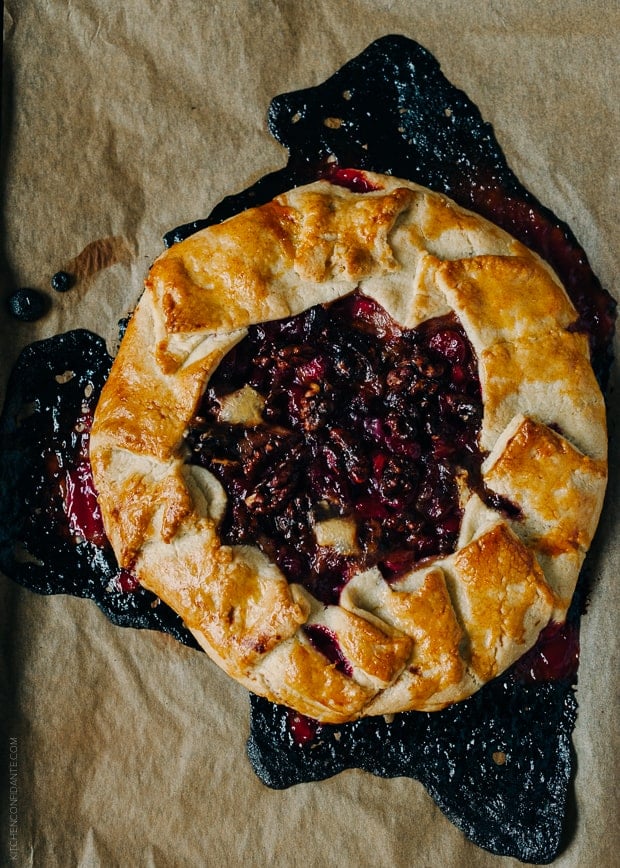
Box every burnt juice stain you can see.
[0,329,199,647]
[1,36,615,863]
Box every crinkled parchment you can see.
[1,2,618,866]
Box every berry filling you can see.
[186,291,483,604]
[303,624,353,677]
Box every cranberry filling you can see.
[303,624,353,677]
[186,291,482,604]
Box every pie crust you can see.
[90,172,608,723]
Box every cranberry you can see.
[429,328,468,364]
[379,548,417,579]
[347,294,400,338]
[295,356,326,384]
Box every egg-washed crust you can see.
[90,172,608,723]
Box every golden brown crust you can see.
[90,171,608,722]
[482,415,607,617]
[445,522,554,682]
[341,567,467,713]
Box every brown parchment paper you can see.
[1,2,618,866]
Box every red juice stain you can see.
[62,415,108,548]
[512,620,580,683]
[114,568,141,593]
[287,710,322,746]
[61,414,141,593]
[325,166,381,193]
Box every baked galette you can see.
[90,171,608,723]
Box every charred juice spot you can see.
[7,287,50,322]
[0,330,198,647]
[51,270,75,293]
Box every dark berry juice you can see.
[187,293,482,604]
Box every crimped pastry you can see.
[90,171,608,723]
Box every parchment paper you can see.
[1,2,618,866]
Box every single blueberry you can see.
[7,288,50,322]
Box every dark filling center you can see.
[186,291,482,604]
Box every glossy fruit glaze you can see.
[187,292,482,604]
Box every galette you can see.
[90,171,607,723]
